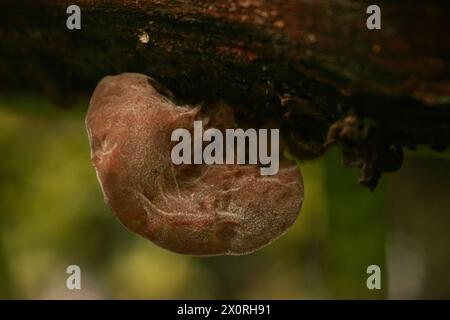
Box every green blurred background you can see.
[0,95,449,299]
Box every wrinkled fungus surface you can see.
[86,73,303,255]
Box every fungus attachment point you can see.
[86,73,304,255]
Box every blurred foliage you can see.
[0,96,449,299]
[324,149,387,299]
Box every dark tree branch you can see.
[1,0,449,187]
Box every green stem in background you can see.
[0,228,15,299]
[324,148,387,299]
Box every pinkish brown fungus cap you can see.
[86,73,304,255]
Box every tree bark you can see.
[1,0,449,187]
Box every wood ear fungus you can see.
[86,73,303,255]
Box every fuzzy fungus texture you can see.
[86,73,304,255]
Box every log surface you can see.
[1,0,449,187]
